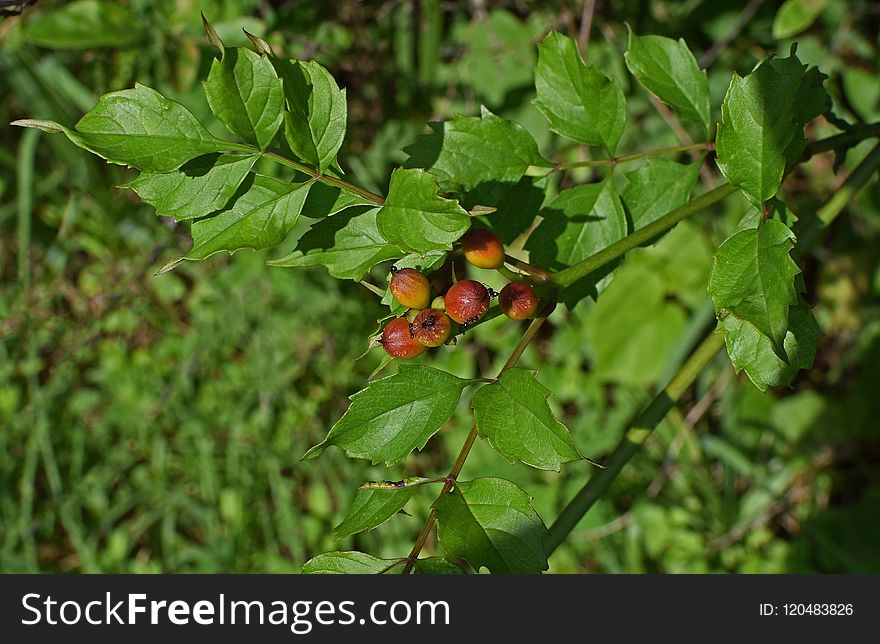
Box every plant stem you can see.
[260,149,386,205]
[505,254,553,282]
[803,122,880,158]
[557,142,712,169]
[544,331,725,555]
[401,298,558,573]
[553,183,739,288]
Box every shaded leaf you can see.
[434,478,549,574]
[302,365,469,466]
[709,219,800,357]
[204,47,284,150]
[404,107,549,191]
[622,158,701,231]
[268,207,401,280]
[333,486,417,539]
[376,168,471,254]
[624,29,711,135]
[127,154,257,221]
[302,551,401,574]
[472,369,580,471]
[413,557,468,574]
[533,31,626,153]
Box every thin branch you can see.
[556,142,713,170]
[261,149,386,205]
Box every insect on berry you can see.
[499,281,539,320]
[412,309,453,347]
[389,267,431,310]
[461,228,505,269]
[380,317,426,359]
[445,279,490,325]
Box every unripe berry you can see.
[412,309,453,347]
[461,228,505,269]
[390,267,430,310]
[499,281,539,320]
[380,317,426,359]
[445,279,490,325]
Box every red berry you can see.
[380,317,426,359]
[499,282,539,320]
[412,309,453,347]
[461,228,505,269]
[445,279,490,325]
[390,267,430,310]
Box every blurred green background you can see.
[1,0,879,573]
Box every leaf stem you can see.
[553,183,739,288]
[544,331,725,555]
[556,142,712,170]
[260,149,386,205]
[803,121,880,158]
[504,254,553,282]
[401,298,558,573]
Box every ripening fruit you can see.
[380,317,426,358]
[499,281,539,320]
[445,279,490,325]
[390,267,430,309]
[461,228,505,269]
[412,309,453,347]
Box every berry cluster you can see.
[380,228,540,359]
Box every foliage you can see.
[2,0,880,575]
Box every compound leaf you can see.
[472,369,580,471]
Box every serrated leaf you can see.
[719,298,820,391]
[624,29,711,135]
[302,365,469,466]
[276,59,347,172]
[268,207,401,280]
[772,0,828,39]
[434,478,549,574]
[302,551,401,574]
[23,0,144,49]
[67,84,232,172]
[413,557,467,574]
[376,168,471,254]
[472,369,579,471]
[332,486,416,539]
[461,177,547,245]
[533,31,626,153]
[301,182,375,218]
[622,158,701,230]
[715,53,827,204]
[709,219,800,358]
[204,47,284,150]
[127,154,257,220]
[175,174,311,266]
[525,180,626,305]
[403,107,549,191]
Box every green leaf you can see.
[622,158,702,231]
[302,551,401,574]
[332,486,416,539]
[404,107,549,191]
[68,84,233,172]
[525,180,626,304]
[167,174,311,268]
[715,53,827,204]
[533,31,626,153]
[709,219,800,358]
[434,478,549,574]
[301,182,375,218]
[127,154,257,221]
[303,365,469,466]
[23,0,144,49]
[276,60,347,172]
[461,177,547,245]
[472,369,580,471]
[268,207,401,280]
[204,47,284,150]
[719,297,820,391]
[772,0,828,39]
[624,29,711,135]
[376,168,471,254]
[413,557,467,574]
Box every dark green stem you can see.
[802,122,880,158]
[557,142,712,169]
[544,331,725,555]
[553,183,739,288]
